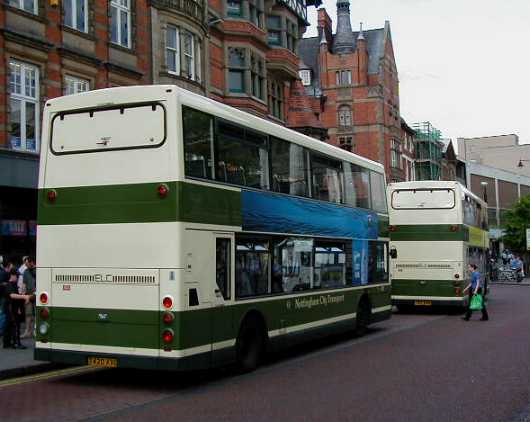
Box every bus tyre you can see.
[236,318,265,372]
[355,299,371,337]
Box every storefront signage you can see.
[1,220,27,236]
[526,228,530,251]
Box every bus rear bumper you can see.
[34,347,211,372]
[392,296,467,308]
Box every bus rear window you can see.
[391,189,455,210]
[51,103,166,154]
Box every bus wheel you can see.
[236,318,266,372]
[355,299,371,337]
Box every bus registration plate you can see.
[87,357,117,368]
[414,300,432,306]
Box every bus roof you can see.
[388,180,487,208]
[45,85,385,174]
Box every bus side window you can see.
[182,106,215,180]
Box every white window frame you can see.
[8,60,40,153]
[182,30,196,81]
[299,69,311,86]
[64,75,90,95]
[110,0,131,49]
[8,0,38,15]
[166,25,180,75]
[64,0,88,33]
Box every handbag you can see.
[470,293,483,311]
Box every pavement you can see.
[0,327,60,380]
[1,284,530,421]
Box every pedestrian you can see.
[20,257,36,339]
[501,250,510,266]
[510,255,524,282]
[0,257,13,284]
[462,263,489,321]
[18,256,29,293]
[2,268,32,349]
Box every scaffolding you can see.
[412,122,444,180]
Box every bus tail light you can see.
[40,307,50,320]
[158,184,169,198]
[163,312,174,324]
[40,292,49,304]
[450,225,459,232]
[455,287,462,296]
[162,329,174,344]
[389,225,397,232]
[47,189,57,203]
[162,296,173,309]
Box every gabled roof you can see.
[298,27,386,94]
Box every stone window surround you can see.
[299,69,311,86]
[225,44,267,103]
[158,16,205,87]
[266,12,298,53]
[225,0,265,30]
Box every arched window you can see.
[338,105,352,127]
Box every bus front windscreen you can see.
[51,102,166,155]
[391,188,455,210]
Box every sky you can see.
[305,0,530,147]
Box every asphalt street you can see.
[2,284,530,422]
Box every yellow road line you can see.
[0,365,104,388]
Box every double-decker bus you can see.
[388,181,489,309]
[35,85,391,372]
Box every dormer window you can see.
[299,69,311,86]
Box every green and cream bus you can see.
[35,85,391,371]
[388,181,489,309]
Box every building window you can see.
[251,53,265,100]
[390,139,402,169]
[165,26,202,82]
[166,25,180,75]
[110,0,131,48]
[8,60,39,153]
[8,0,37,15]
[267,15,281,46]
[248,0,263,28]
[228,47,246,93]
[226,0,242,17]
[299,69,311,86]
[181,30,195,80]
[338,136,353,152]
[336,70,352,86]
[64,0,87,33]
[338,105,352,127]
[268,80,284,120]
[64,75,89,95]
[286,20,297,53]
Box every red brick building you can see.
[207,0,323,135]
[297,0,402,180]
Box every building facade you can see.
[0,0,152,257]
[400,118,415,182]
[297,0,401,180]
[457,134,530,178]
[465,161,530,253]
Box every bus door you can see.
[211,233,235,365]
